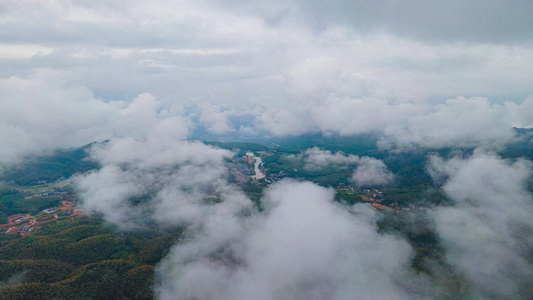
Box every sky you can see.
[1,0,533,163]
[2,1,533,299]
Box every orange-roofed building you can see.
[371,203,389,210]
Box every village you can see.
[0,183,84,236]
[230,150,419,213]
[336,185,430,213]
[229,151,269,184]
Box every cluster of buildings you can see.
[1,214,33,235]
[43,207,59,214]
[1,197,84,236]
[24,191,69,200]
[9,214,28,223]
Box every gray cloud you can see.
[291,0,533,44]
[429,151,533,299]
[3,0,532,46]
[1,1,533,104]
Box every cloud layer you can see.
[1,1,533,163]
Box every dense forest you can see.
[0,217,181,299]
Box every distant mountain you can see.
[2,127,531,187]
[0,143,98,186]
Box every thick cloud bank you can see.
[260,96,533,150]
[0,72,190,165]
[2,72,531,167]
[429,152,533,299]
[156,180,436,300]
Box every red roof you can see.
[70,211,84,217]
[5,227,19,234]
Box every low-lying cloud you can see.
[156,180,437,300]
[301,147,360,170]
[293,148,394,187]
[74,134,434,299]
[74,131,533,299]
[429,151,533,299]
[351,157,394,187]
[73,100,245,228]
[259,96,533,151]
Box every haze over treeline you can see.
[1,1,533,299]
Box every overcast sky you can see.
[1,0,533,160]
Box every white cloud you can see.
[198,103,234,135]
[429,151,533,299]
[295,148,394,187]
[0,71,193,165]
[378,97,519,150]
[1,1,532,155]
[75,134,239,228]
[156,180,437,300]
[351,157,394,187]
[302,147,360,170]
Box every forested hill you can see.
[0,144,98,186]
